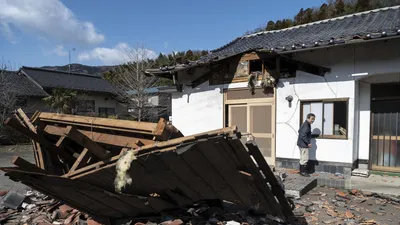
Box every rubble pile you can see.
[1,109,295,224]
[0,190,110,225]
[293,187,400,224]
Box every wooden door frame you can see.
[223,88,276,166]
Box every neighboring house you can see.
[146,6,400,174]
[126,86,172,121]
[13,66,126,117]
[2,70,49,107]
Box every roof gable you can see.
[21,66,116,94]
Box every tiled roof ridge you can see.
[211,5,400,53]
[21,66,103,79]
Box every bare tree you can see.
[109,44,169,122]
[0,62,18,131]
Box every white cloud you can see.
[0,0,104,45]
[53,45,68,56]
[78,43,157,65]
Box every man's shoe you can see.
[300,165,310,177]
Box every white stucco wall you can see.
[171,81,261,136]
[171,38,400,164]
[277,39,400,164]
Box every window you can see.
[249,60,262,73]
[300,99,348,139]
[99,107,116,117]
[76,100,95,115]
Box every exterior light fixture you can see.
[292,45,296,50]
[302,43,306,48]
[382,31,387,37]
[329,39,334,44]
[314,41,319,46]
[282,46,286,51]
[285,95,294,108]
[366,34,371,39]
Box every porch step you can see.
[282,174,318,198]
[351,168,370,178]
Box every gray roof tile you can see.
[21,67,116,93]
[1,70,49,97]
[204,6,400,61]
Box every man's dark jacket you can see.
[297,120,311,148]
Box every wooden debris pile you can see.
[4,109,183,175]
[1,109,295,224]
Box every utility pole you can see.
[68,48,76,74]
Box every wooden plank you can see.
[63,155,120,178]
[11,156,46,174]
[4,117,74,163]
[197,139,260,208]
[68,148,90,174]
[16,108,36,131]
[245,141,294,220]
[178,143,240,204]
[55,136,67,148]
[63,126,110,160]
[35,142,45,170]
[31,140,39,167]
[228,139,280,218]
[158,150,217,199]
[38,112,157,133]
[44,125,152,148]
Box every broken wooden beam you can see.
[4,117,74,164]
[43,125,151,148]
[68,148,91,174]
[63,126,111,160]
[12,156,46,174]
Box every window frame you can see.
[98,107,116,117]
[300,98,349,140]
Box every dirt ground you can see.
[0,144,34,194]
[295,186,400,225]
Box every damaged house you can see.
[146,6,400,174]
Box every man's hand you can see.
[308,144,312,148]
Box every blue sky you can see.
[0,0,326,67]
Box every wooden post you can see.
[63,126,111,160]
[16,109,45,169]
[12,156,46,174]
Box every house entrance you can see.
[224,88,276,166]
[370,83,400,172]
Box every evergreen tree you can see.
[274,20,283,29]
[266,21,275,30]
[304,8,314,23]
[185,50,194,61]
[318,3,329,20]
[335,0,345,15]
[295,8,305,25]
[355,0,371,12]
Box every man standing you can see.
[297,113,315,177]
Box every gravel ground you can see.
[296,186,400,225]
[0,144,35,194]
